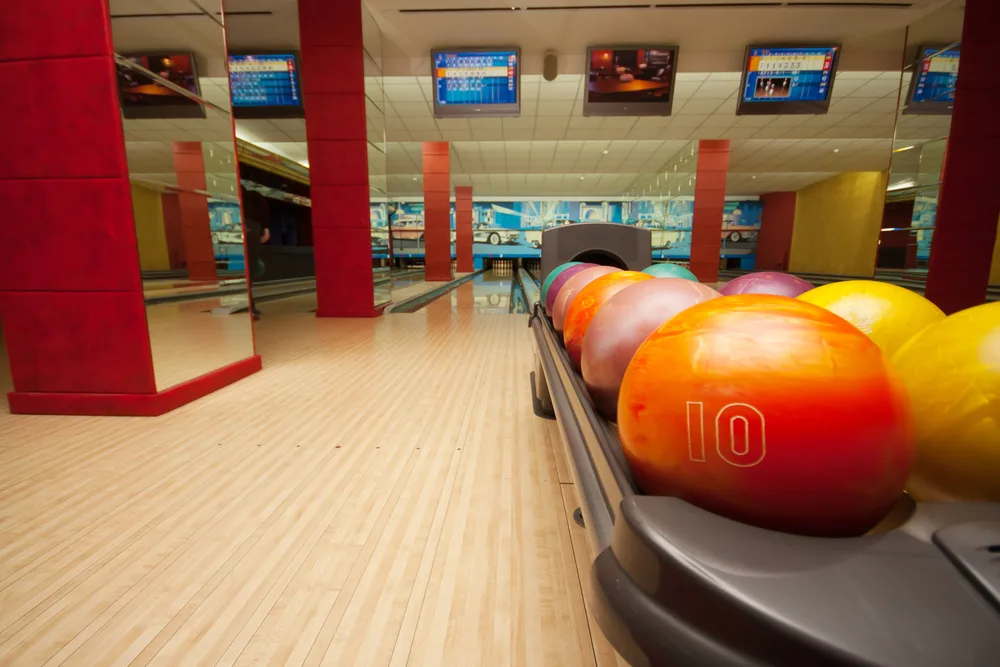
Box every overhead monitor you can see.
[584,46,679,117]
[431,49,520,118]
[117,53,206,119]
[903,45,959,115]
[228,52,305,119]
[737,45,840,115]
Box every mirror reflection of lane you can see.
[428,270,521,315]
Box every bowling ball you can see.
[552,266,618,334]
[892,301,1000,502]
[541,262,583,311]
[618,294,914,537]
[545,263,595,315]
[798,280,944,358]
[563,271,652,370]
[582,278,721,420]
[643,263,698,281]
[719,271,813,297]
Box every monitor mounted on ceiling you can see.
[902,44,959,115]
[736,44,840,115]
[584,46,679,117]
[228,51,305,119]
[117,52,207,119]
[431,48,521,118]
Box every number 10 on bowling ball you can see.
[685,401,765,468]
[617,295,914,538]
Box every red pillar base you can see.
[8,355,262,416]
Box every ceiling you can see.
[111,0,964,198]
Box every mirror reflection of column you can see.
[112,0,256,390]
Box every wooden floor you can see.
[0,286,622,666]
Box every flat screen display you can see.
[737,45,840,115]
[584,47,679,117]
[431,49,520,118]
[904,45,959,115]
[117,53,206,119]
[229,53,304,118]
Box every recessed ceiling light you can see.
[579,176,585,180]
[833,148,840,153]
[412,176,417,181]
[603,150,609,154]
[751,175,756,179]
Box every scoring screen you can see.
[742,47,838,104]
[434,51,518,106]
[229,54,302,108]
[912,47,959,104]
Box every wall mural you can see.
[370,198,764,260]
[910,195,936,261]
[209,201,245,271]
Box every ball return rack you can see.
[528,302,1000,667]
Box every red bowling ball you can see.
[617,295,915,537]
[582,278,721,420]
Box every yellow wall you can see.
[991,215,1000,285]
[788,171,888,276]
[130,183,171,272]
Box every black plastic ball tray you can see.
[528,303,1000,667]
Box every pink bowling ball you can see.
[719,271,813,298]
[545,263,596,315]
[552,266,618,333]
[582,278,721,420]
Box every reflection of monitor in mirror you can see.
[229,52,305,119]
[584,46,678,117]
[903,45,959,115]
[431,48,520,118]
[118,53,207,119]
[736,45,839,115]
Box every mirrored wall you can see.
[885,0,964,273]
[112,0,256,390]
[364,4,390,306]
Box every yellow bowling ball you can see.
[892,301,1000,501]
[798,280,945,357]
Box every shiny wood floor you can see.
[0,291,621,666]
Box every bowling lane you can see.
[423,270,519,315]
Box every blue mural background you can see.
[209,201,245,271]
[910,195,936,261]
[370,198,763,261]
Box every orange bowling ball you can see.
[618,294,914,537]
[563,271,652,369]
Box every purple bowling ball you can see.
[545,263,596,315]
[581,278,721,420]
[718,271,813,298]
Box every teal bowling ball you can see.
[643,263,697,281]
[541,262,583,307]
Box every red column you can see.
[0,0,157,407]
[924,0,1000,313]
[0,0,260,416]
[172,142,217,281]
[298,0,377,316]
[756,192,797,271]
[688,140,730,282]
[160,193,187,270]
[423,142,453,281]
[455,186,474,273]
